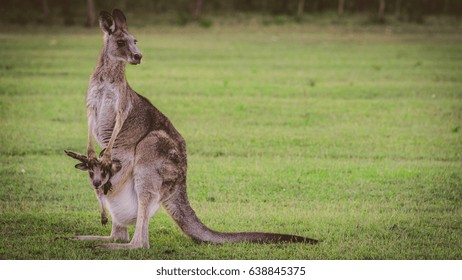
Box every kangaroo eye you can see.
[116,40,125,47]
[134,39,138,45]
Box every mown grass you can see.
[0,22,461,259]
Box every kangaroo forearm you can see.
[105,110,124,155]
[87,132,95,155]
[87,108,96,158]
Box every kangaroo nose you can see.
[134,53,142,62]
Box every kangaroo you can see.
[65,150,121,225]
[75,9,318,249]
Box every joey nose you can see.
[93,180,101,188]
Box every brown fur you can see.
[65,150,121,225]
[73,9,317,249]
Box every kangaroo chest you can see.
[87,81,120,147]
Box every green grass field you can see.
[0,22,461,259]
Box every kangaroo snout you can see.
[132,53,142,64]
[92,180,102,188]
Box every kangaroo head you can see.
[99,9,142,65]
[65,150,122,190]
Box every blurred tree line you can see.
[1,0,461,26]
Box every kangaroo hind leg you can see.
[99,166,162,249]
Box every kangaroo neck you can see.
[92,44,127,85]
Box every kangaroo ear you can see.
[99,11,116,35]
[111,160,122,174]
[75,163,89,171]
[98,148,106,159]
[112,9,127,30]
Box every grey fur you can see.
[74,9,317,249]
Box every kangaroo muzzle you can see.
[131,53,142,64]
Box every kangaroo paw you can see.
[71,235,114,242]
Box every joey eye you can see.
[134,39,138,45]
[89,171,94,178]
[116,40,125,47]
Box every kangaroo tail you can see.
[162,186,318,244]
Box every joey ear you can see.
[99,11,116,35]
[75,163,89,171]
[98,148,106,159]
[112,9,127,30]
[111,160,122,174]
